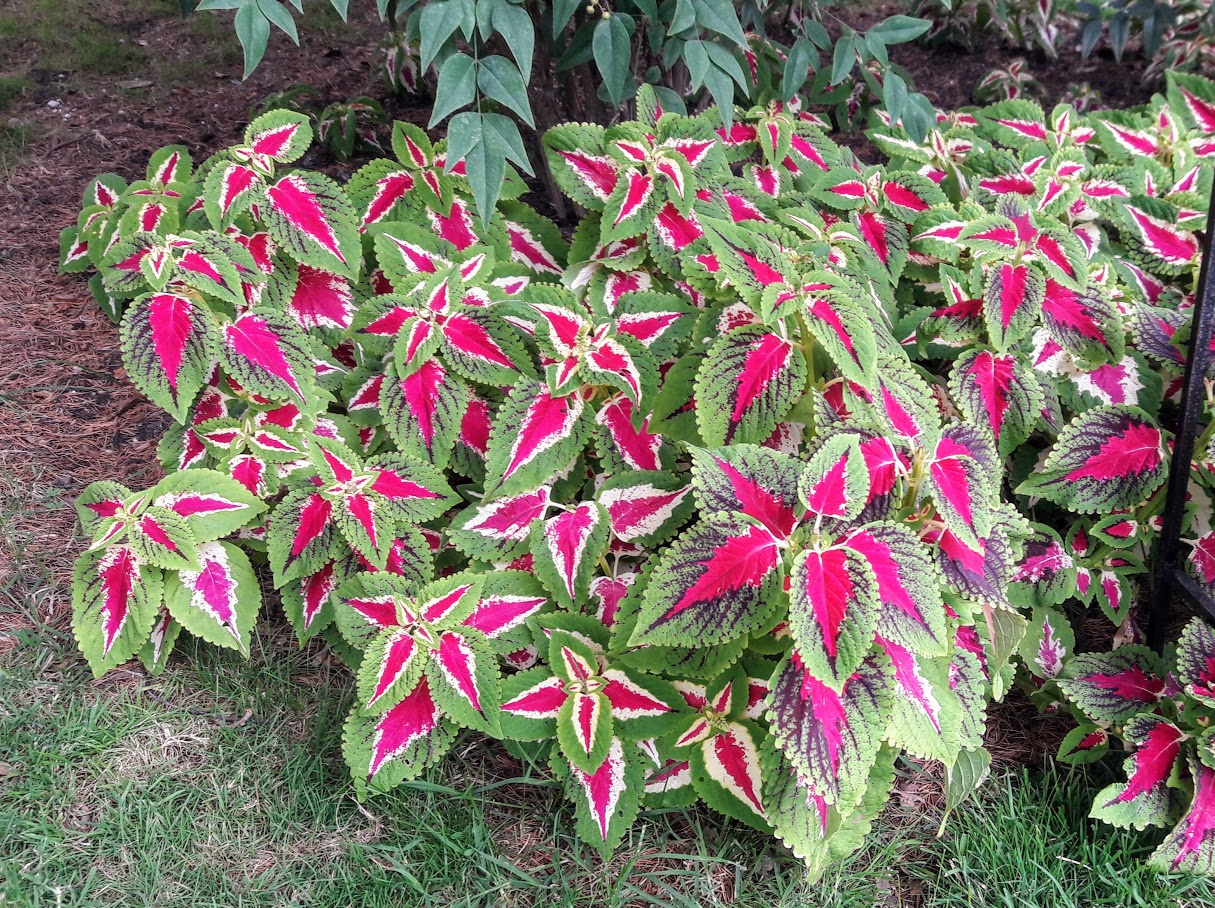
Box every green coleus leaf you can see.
[629,513,783,648]
[695,325,807,447]
[164,541,262,655]
[72,546,164,678]
[145,468,267,542]
[1015,406,1167,514]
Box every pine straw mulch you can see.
[0,8,395,643]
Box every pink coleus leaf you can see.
[281,264,355,331]
[1058,647,1168,723]
[264,172,360,278]
[486,383,589,494]
[687,445,802,540]
[630,514,781,647]
[1018,405,1165,513]
[788,546,881,689]
[595,396,665,472]
[696,326,807,447]
[120,292,218,421]
[532,502,608,610]
[72,545,160,675]
[166,541,260,654]
[449,486,553,561]
[347,676,449,786]
[767,652,892,806]
[597,475,692,545]
[381,358,469,470]
[800,434,870,523]
[221,309,316,408]
[1149,756,1215,873]
[843,522,946,653]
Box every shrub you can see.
[59,71,1215,874]
[193,0,940,215]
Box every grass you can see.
[6,556,1215,908]
[3,469,1215,907]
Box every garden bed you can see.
[0,1,1211,904]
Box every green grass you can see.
[4,469,1215,907]
[908,764,1215,908]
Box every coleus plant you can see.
[58,70,1215,877]
[1055,619,1215,874]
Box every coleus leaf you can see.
[147,469,267,542]
[555,736,645,855]
[220,309,318,411]
[695,326,807,446]
[924,427,997,551]
[267,488,338,584]
[687,719,771,830]
[428,628,502,735]
[1058,646,1169,724]
[120,293,219,422]
[687,444,801,540]
[1148,755,1215,875]
[1090,715,1183,830]
[531,502,610,610]
[983,262,1044,352]
[242,108,313,164]
[796,280,880,389]
[164,541,262,655]
[877,637,962,764]
[332,572,420,650]
[948,348,1043,457]
[448,486,552,562]
[1041,279,1124,366]
[788,546,880,690]
[1009,525,1077,609]
[799,434,870,524]
[1016,406,1166,514]
[263,172,362,278]
[71,546,163,677]
[1177,618,1215,709]
[596,471,695,547]
[270,263,357,331]
[629,513,782,648]
[484,382,590,495]
[342,677,457,795]
[381,358,469,470]
[139,608,182,676]
[128,506,201,572]
[280,559,347,643]
[843,522,946,655]
[767,651,893,808]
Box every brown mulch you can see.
[0,9,395,631]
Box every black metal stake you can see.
[1147,185,1215,652]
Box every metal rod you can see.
[1147,185,1215,652]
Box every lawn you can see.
[3,477,1212,906]
[2,1,1215,905]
